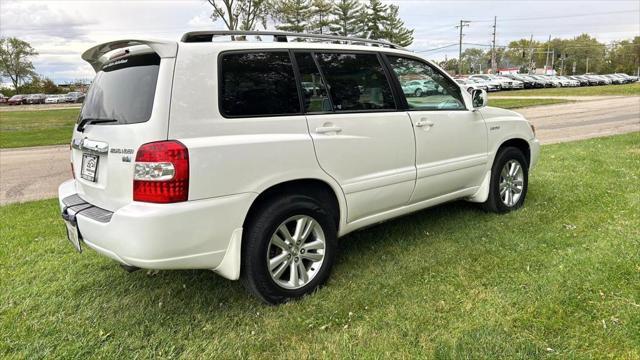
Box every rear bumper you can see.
[58,179,254,272]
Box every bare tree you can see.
[207,0,270,30]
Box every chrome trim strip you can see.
[71,138,109,155]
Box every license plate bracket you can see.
[81,153,99,182]
[63,218,82,253]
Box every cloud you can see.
[0,1,95,41]
[188,11,213,28]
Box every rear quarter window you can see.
[219,51,300,117]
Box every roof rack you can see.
[180,30,405,50]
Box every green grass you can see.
[2,136,640,358]
[0,109,79,148]
[492,82,640,97]
[489,98,573,109]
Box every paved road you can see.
[1,96,639,205]
[514,96,640,144]
[1,145,70,205]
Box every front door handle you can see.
[315,125,342,134]
[414,120,434,128]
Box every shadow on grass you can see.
[82,199,491,312]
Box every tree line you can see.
[207,0,414,46]
[439,34,640,76]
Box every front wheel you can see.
[414,89,423,97]
[482,147,529,213]
[241,194,337,304]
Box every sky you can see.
[0,0,639,84]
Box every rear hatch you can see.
[70,40,177,211]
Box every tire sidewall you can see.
[242,195,337,304]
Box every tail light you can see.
[133,141,189,203]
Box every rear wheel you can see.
[482,147,528,213]
[414,89,423,97]
[241,194,337,304]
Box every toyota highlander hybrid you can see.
[59,31,540,304]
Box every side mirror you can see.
[471,89,487,109]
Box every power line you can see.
[467,9,640,23]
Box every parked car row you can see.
[3,92,85,105]
[454,73,638,93]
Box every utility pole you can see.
[586,57,589,74]
[551,49,555,74]
[560,53,565,75]
[528,34,534,74]
[544,34,551,74]
[456,20,471,75]
[491,16,497,74]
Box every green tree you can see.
[207,0,269,30]
[461,48,487,73]
[41,78,61,94]
[308,0,334,34]
[504,38,543,72]
[382,5,413,46]
[273,0,311,33]
[361,0,388,40]
[437,58,458,73]
[605,37,640,74]
[0,37,38,93]
[329,0,362,37]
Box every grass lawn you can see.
[0,109,79,149]
[2,133,639,358]
[489,98,573,109]
[492,82,640,97]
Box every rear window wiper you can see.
[77,118,118,132]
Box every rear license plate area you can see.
[81,153,99,182]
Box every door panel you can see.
[307,112,416,221]
[299,51,417,222]
[408,111,487,202]
[386,54,488,203]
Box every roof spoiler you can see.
[81,39,178,71]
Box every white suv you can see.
[59,31,540,304]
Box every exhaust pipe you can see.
[119,264,140,273]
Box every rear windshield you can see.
[80,53,160,125]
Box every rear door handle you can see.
[315,126,342,134]
[414,120,434,128]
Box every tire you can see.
[482,147,529,213]
[241,193,337,304]
[414,89,423,97]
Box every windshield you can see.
[80,52,160,125]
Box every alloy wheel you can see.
[267,215,326,290]
[499,160,525,207]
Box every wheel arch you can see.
[243,178,343,233]
[497,138,531,167]
[467,136,531,204]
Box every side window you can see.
[387,56,466,111]
[294,52,332,113]
[220,52,300,117]
[315,52,395,112]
